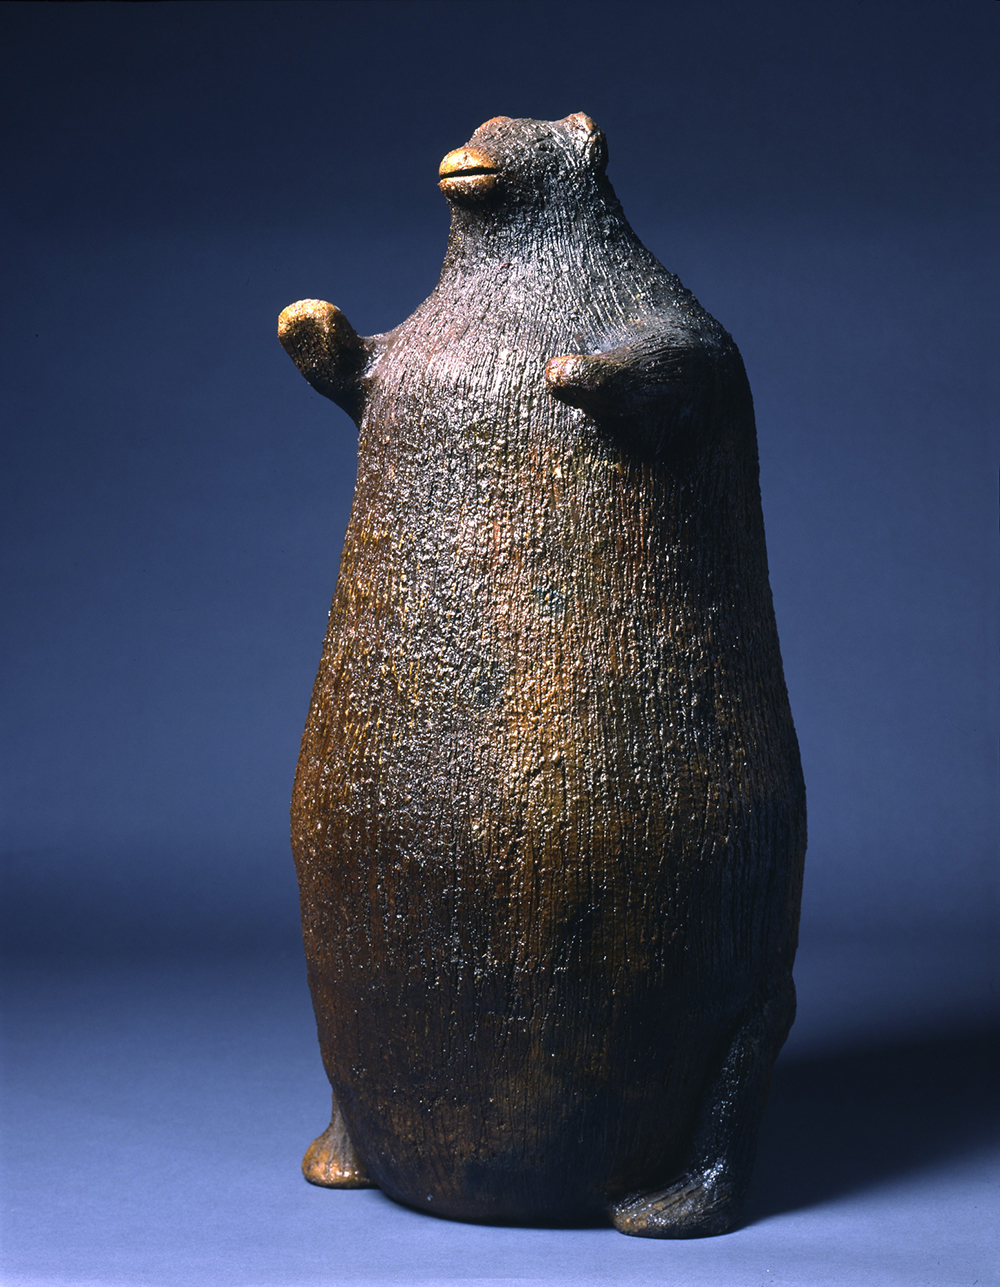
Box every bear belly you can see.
[293,612,772,1219]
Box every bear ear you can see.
[563,112,608,173]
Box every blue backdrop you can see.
[1,3,996,1283]
[3,0,994,961]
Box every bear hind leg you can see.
[610,982,795,1238]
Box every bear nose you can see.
[439,146,499,195]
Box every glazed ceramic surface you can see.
[278,113,805,1237]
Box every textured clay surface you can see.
[278,113,806,1236]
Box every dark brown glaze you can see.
[278,113,805,1237]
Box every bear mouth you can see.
[441,166,498,179]
[439,146,501,201]
[439,146,499,183]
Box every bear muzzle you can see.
[438,146,500,199]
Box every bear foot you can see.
[302,1096,376,1189]
[609,1167,743,1239]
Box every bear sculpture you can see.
[278,113,806,1237]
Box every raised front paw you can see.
[277,299,369,416]
[609,1166,743,1239]
[544,352,615,419]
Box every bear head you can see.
[438,113,610,215]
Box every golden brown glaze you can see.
[279,114,805,1236]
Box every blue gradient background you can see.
[1,3,996,1284]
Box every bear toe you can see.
[302,1120,376,1189]
[609,1170,743,1239]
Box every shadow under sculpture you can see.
[278,113,806,1237]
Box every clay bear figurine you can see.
[278,113,805,1237]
